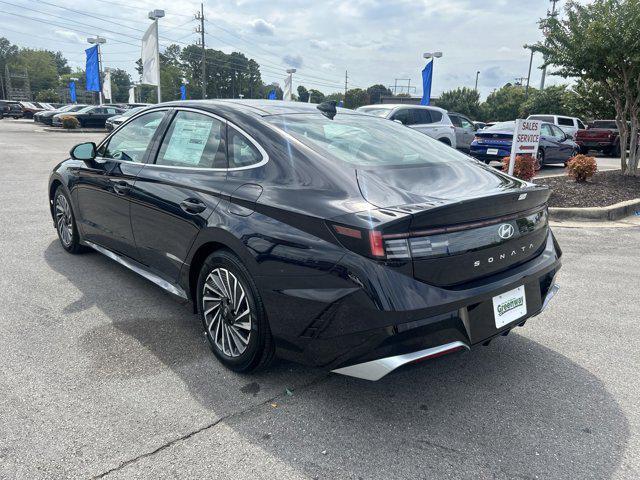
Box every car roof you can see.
[160,99,361,117]
[358,103,447,113]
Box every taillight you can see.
[368,230,385,257]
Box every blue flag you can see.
[180,84,186,100]
[268,89,277,100]
[85,45,100,92]
[69,80,77,103]
[338,100,344,108]
[421,60,433,106]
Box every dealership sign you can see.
[508,119,543,175]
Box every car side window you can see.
[156,111,226,168]
[577,119,586,129]
[540,124,554,137]
[101,111,166,162]
[551,125,567,139]
[449,115,462,127]
[391,109,411,125]
[106,108,118,115]
[413,109,432,124]
[557,117,574,126]
[430,110,443,122]
[228,127,263,168]
[459,117,474,130]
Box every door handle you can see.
[180,198,207,214]
[111,180,129,195]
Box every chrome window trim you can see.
[110,106,269,172]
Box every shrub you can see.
[501,154,537,181]
[61,116,79,130]
[566,154,597,182]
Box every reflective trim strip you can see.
[541,283,559,312]
[331,341,469,381]
[85,241,188,299]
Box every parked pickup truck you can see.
[575,120,622,157]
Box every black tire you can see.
[536,148,545,171]
[438,138,452,146]
[197,250,275,373]
[579,146,589,155]
[611,142,621,158]
[53,187,83,254]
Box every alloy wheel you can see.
[55,194,74,247]
[202,267,252,358]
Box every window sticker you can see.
[162,118,214,166]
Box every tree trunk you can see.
[628,114,639,176]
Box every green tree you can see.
[344,88,369,109]
[519,85,572,117]
[308,89,325,103]
[0,37,18,98]
[297,85,309,102]
[35,88,61,102]
[366,84,392,104]
[8,48,59,95]
[434,87,481,119]
[480,84,527,121]
[108,68,132,103]
[325,92,344,103]
[565,78,616,121]
[534,0,640,175]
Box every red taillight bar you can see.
[369,230,385,257]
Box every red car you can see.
[575,120,623,157]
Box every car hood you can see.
[356,160,527,208]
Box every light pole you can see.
[475,70,480,91]
[285,68,296,101]
[524,45,535,99]
[148,9,165,103]
[87,36,106,104]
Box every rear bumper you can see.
[263,231,562,376]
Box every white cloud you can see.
[248,18,275,36]
[54,30,84,43]
[282,54,303,69]
[310,39,330,50]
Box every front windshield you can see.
[266,113,476,167]
[356,107,392,118]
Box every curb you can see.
[549,198,640,221]
[42,127,106,133]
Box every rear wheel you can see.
[197,250,274,373]
[579,146,589,155]
[611,142,621,158]
[438,138,451,147]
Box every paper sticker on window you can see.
[162,119,214,166]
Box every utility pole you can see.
[540,0,559,90]
[344,70,348,100]
[474,70,480,91]
[195,3,206,99]
[525,47,534,98]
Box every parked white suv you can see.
[357,104,457,148]
[527,114,586,139]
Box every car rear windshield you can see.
[485,121,516,132]
[266,113,474,167]
[592,121,617,129]
[356,107,392,118]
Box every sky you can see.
[0,0,579,99]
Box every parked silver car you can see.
[356,104,457,148]
[447,112,478,151]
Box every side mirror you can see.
[70,142,96,161]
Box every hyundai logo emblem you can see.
[498,224,515,240]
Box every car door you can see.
[73,109,168,259]
[457,116,476,150]
[449,114,464,147]
[539,123,558,161]
[129,108,229,282]
[550,124,574,160]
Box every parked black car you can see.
[1,100,23,119]
[52,105,125,128]
[48,100,561,380]
[34,104,88,125]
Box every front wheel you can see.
[54,187,83,254]
[197,250,275,373]
[535,148,545,171]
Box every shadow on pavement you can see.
[44,240,629,479]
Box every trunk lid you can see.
[356,164,550,286]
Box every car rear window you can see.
[266,113,473,168]
[529,115,554,123]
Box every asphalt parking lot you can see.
[1,118,639,479]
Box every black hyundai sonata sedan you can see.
[48,100,561,380]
